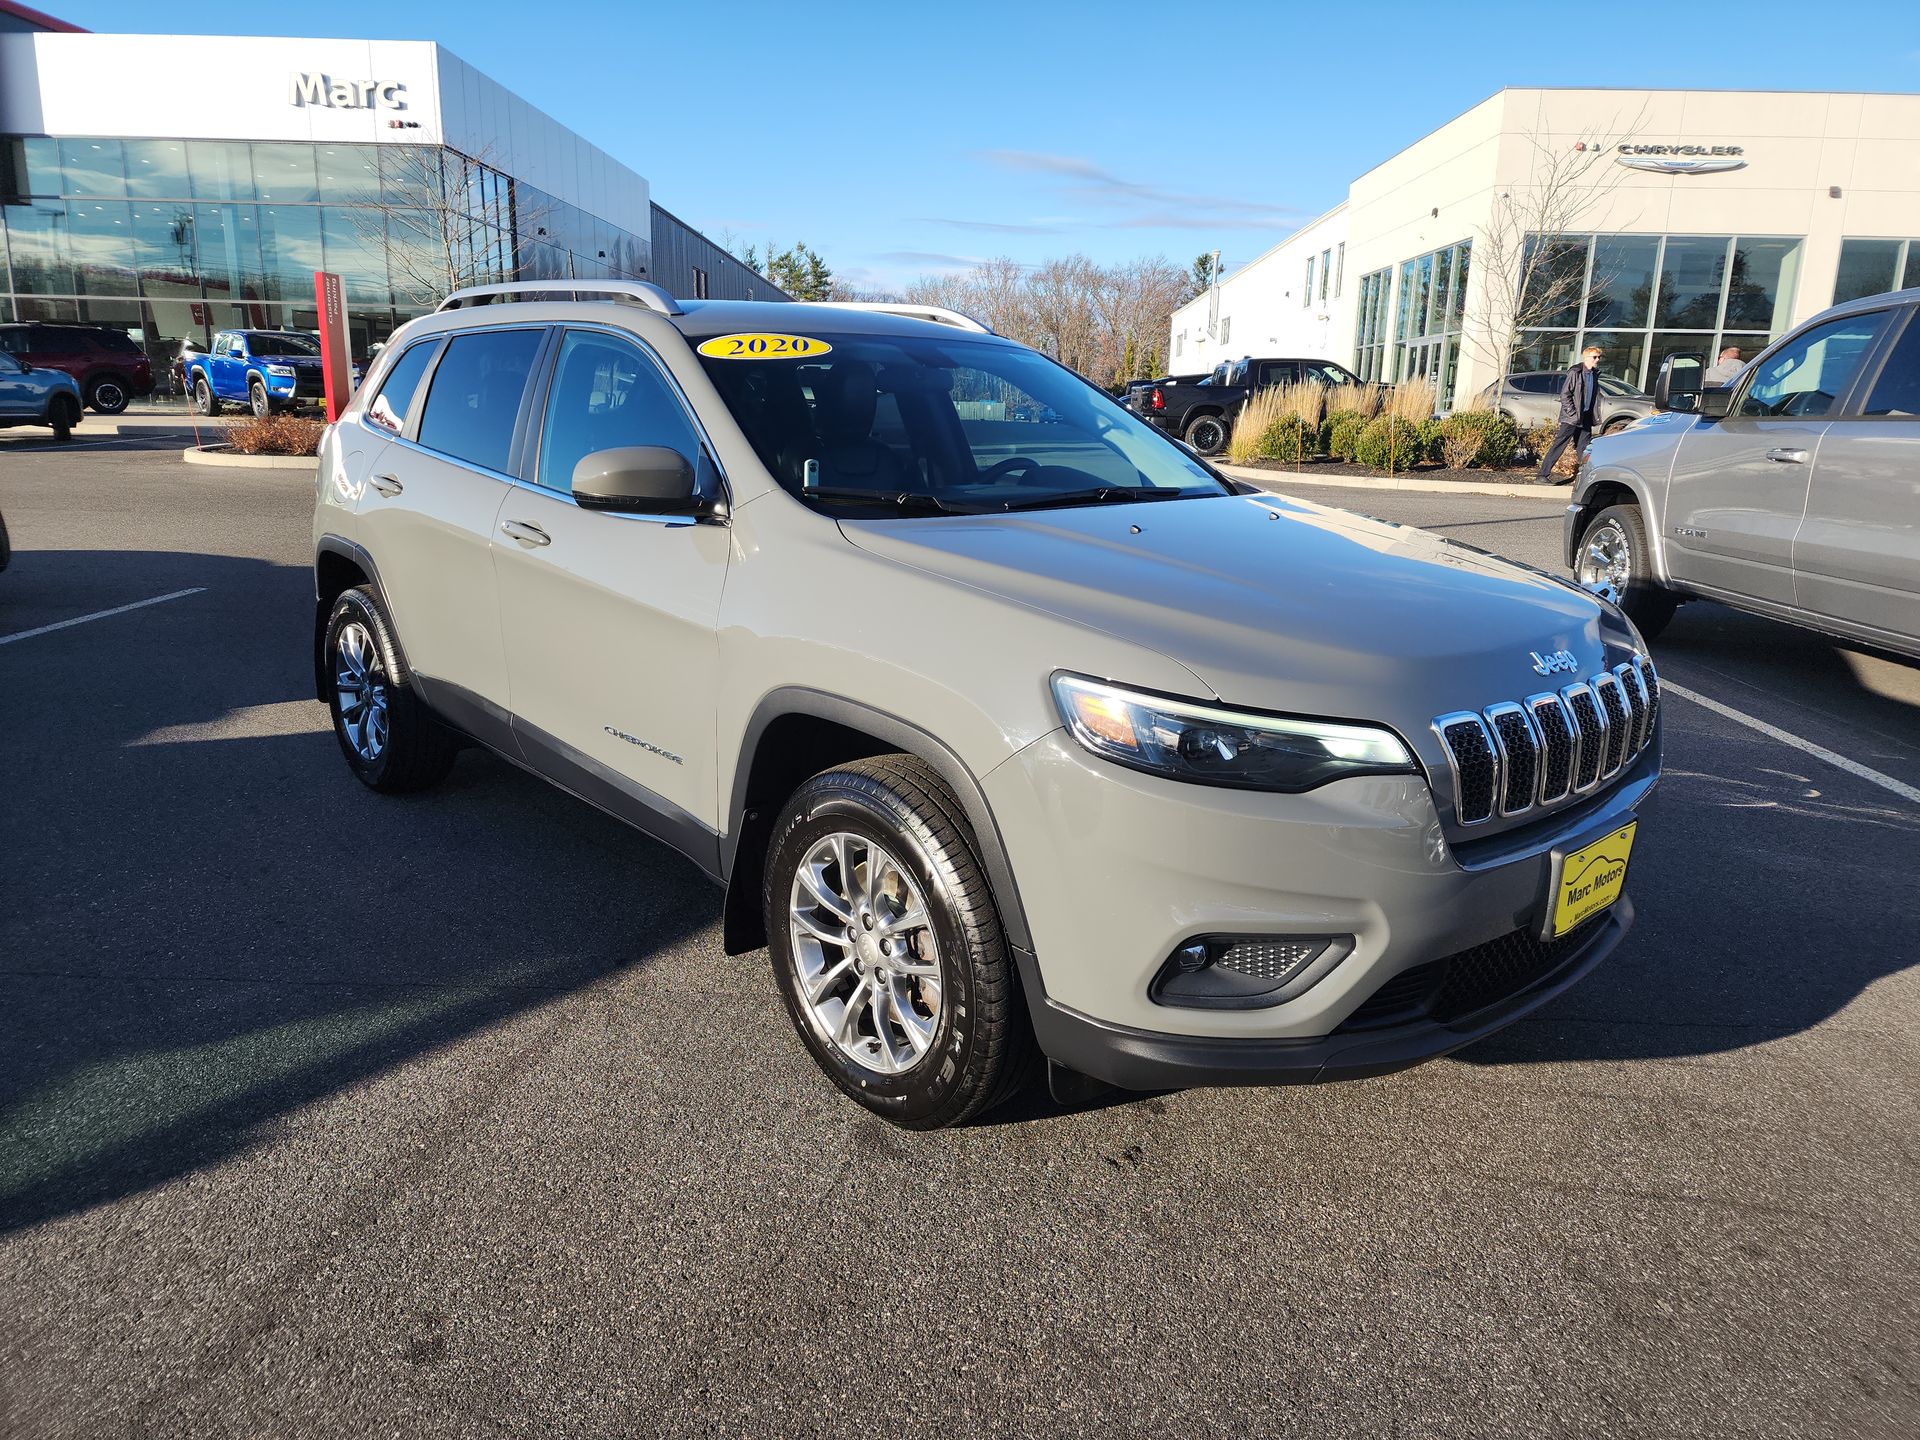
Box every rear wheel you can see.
[1577,502,1676,638]
[1183,412,1228,457]
[765,755,1034,1129]
[323,587,459,792]
[86,374,130,415]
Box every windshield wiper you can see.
[802,486,976,515]
[996,486,1203,513]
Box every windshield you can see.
[244,331,320,356]
[1598,375,1638,396]
[696,333,1228,515]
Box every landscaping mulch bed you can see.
[1236,455,1574,485]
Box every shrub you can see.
[223,413,325,456]
[1439,410,1519,470]
[1385,376,1437,426]
[1354,414,1422,472]
[1518,419,1558,468]
[1226,386,1289,464]
[1322,409,1367,461]
[1254,414,1318,466]
[1327,382,1382,420]
[1416,416,1445,464]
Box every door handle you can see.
[500,519,551,547]
[1764,448,1809,464]
[368,473,403,496]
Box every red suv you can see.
[0,323,154,415]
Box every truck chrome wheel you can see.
[332,620,389,761]
[788,831,941,1076]
[1578,518,1631,602]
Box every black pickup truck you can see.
[1126,355,1364,455]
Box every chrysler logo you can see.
[1616,143,1746,175]
[1531,648,1580,676]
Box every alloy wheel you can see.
[1578,518,1630,603]
[93,379,126,412]
[332,621,390,761]
[787,831,942,1076]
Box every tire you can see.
[1183,412,1229,457]
[86,374,130,415]
[192,377,216,416]
[249,379,271,419]
[764,754,1035,1129]
[0,511,10,574]
[1576,502,1676,639]
[1601,415,1633,435]
[322,587,459,793]
[48,395,76,442]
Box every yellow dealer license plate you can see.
[1547,822,1636,939]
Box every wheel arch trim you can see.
[721,687,1036,959]
[313,535,413,701]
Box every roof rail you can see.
[437,280,685,317]
[803,301,993,335]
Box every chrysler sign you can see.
[1616,143,1747,175]
[289,73,408,109]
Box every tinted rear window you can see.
[415,329,542,473]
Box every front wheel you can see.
[1183,413,1228,457]
[192,377,215,416]
[765,755,1034,1129]
[249,379,271,418]
[323,588,459,792]
[1577,502,1676,638]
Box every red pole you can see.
[313,271,350,422]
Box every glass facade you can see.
[1352,266,1393,382]
[0,135,652,387]
[1833,237,1920,305]
[1391,239,1470,407]
[1517,233,1802,391]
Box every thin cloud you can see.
[871,248,987,269]
[974,148,1300,229]
[917,216,1067,236]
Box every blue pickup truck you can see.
[185,330,358,417]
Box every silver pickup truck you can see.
[1565,288,1920,660]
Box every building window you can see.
[1389,239,1471,408]
[1220,316,1231,346]
[691,265,709,299]
[1834,238,1920,305]
[1303,256,1313,308]
[1175,331,1183,357]
[1334,243,1344,299]
[1353,266,1393,382]
[1515,233,1803,392]
[1319,248,1330,305]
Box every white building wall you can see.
[0,31,650,236]
[1170,205,1351,379]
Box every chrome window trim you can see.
[1524,690,1577,805]
[1432,710,1498,827]
[1483,700,1540,818]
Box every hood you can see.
[839,491,1631,741]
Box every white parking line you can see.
[1665,679,1920,807]
[0,587,206,647]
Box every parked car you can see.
[1566,287,1920,659]
[185,330,345,417]
[1125,355,1366,456]
[1483,371,1653,434]
[314,281,1659,1128]
[0,322,152,415]
[0,349,83,441]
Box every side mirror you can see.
[571,446,721,519]
[1653,353,1704,413]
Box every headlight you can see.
[1051,674,1415,792]
[264,364,296,377]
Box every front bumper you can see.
[1023,900,1630,1090]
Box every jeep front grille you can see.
[1434,655,1658,825]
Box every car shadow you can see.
[0,548,718,1232]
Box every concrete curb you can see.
[1220,463,1558,500]
[181,445,317,471]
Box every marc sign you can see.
[1616,143,1746,176]
[289,72,408,109]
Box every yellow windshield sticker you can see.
[696,333,832,360]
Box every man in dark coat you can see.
[1535,344,1604,484]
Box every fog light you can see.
[1149,934,1353,1010]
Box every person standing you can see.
[1703,345,1744,386]
[1536,345,1604,485]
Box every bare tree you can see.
[1462,116,1645,381]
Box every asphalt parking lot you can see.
[2,441,1916,1438]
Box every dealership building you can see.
[1168,87,1920,410]
[0,8,782,377]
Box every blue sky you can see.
[58,0,1920,289]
